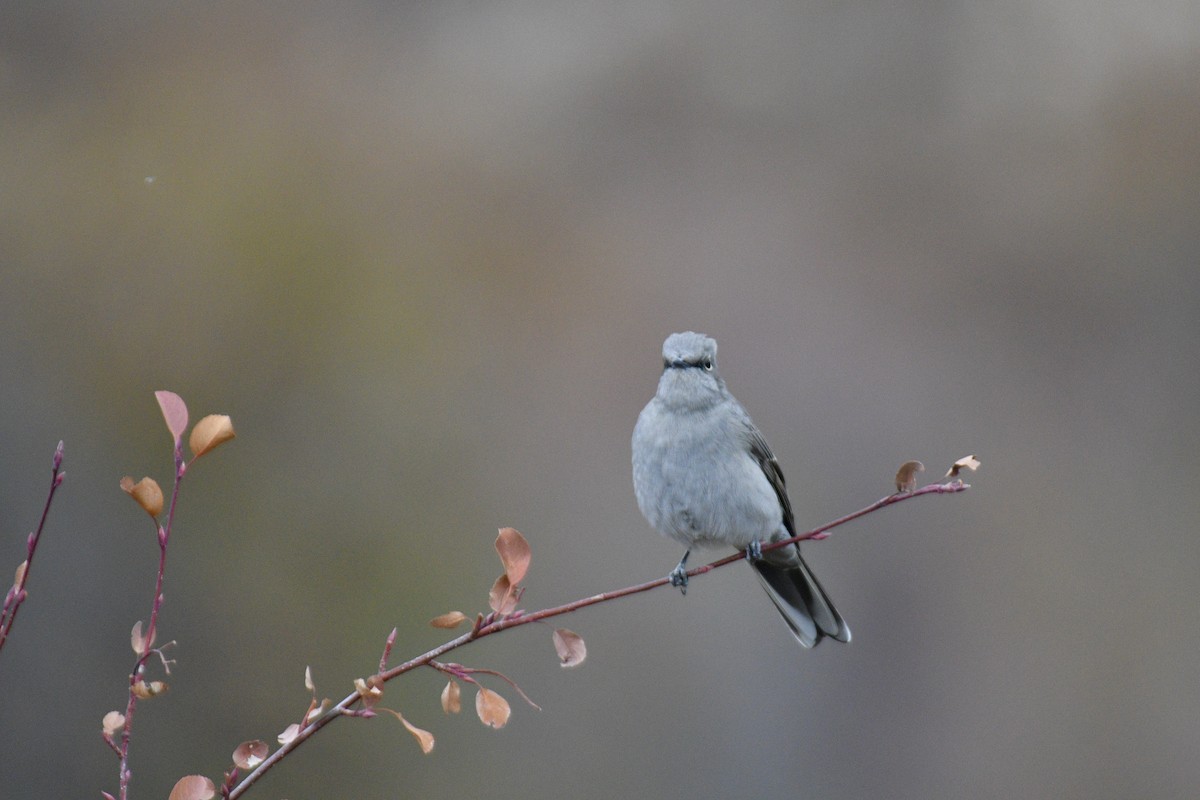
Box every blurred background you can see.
[2,2,1198,798]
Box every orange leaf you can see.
[155,391,189,442]
[120,476,163,518]
[430,611,468,629]
[495,527,530,585]
[441,679,461,714]
[552,628,587,668]
[130,620,154,656]
[475,687,511,729]
[232,740,269,770]
[488,574,518,615]
[101,711,125,736]
[168,775,214,800]
[189,414,235,459]
[894,460,925,493]
[400,716,436,754]
[945,454,981,478]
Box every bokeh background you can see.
[2,2,1198,798]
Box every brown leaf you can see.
[400,716,436,754]
[475,687,511,729]
[130,620,154,656]
[131,679,168,699]
[354,676,383,708]
[101,711,125,736]
[945,454,981,478]
[168,775,215,800]
[232,740,270,770]
[894,460,925,493]
[429,611,468,629]
[488,574,518,615]
[495,527,531,586]
[120,476,164,518]
[441,679,461,714]
[155,391,189,442]
[552,628,587,668]
[277,723,300,745]
[189,414,235,459]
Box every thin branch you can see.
[117,440,187,800]
[0,441,65,658]
[227,478,967,798]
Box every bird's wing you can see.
[739,414,797,537]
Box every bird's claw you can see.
[745,539,763,562]
[669,564,689,595]
[669,551,690,595]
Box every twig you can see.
[0,441,65,659]
[116,440,187,800]
[226,479,968,798]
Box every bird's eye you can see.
[702,359,713,371]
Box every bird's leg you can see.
[669,550,690,594]
[745,539,763,562]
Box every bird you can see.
[631,331,850,647]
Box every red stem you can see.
[0,442,65,656]
[117,441,187,800]
[226,479,967,798]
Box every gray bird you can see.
[632,332,850,647]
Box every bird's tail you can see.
[752,553,851,648]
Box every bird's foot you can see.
[745,539,763,562]
[669,551,690,595]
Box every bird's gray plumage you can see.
[632,331,850,647]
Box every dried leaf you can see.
[475,687,511,729]
[304,665,315,693]
[168,775,215,800]
[488,574,518,615]
[495,527,531,585]
[101,711,125,736]
[895,460,925,493]
[400,716,436,754]
[132,679,168,699]
[277,723,300,745]
[13,559,27,590]
[120,476,164,518]
[945,454,981,478]
[155,391,189,442]
[189,414,235,459]
[130,620,154,656]
[430,611,468,629]
[552,628,587,668]
[441,679,461,714]
[306,699,329,723]
[232,740,270,770]
[354,676,383,708]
